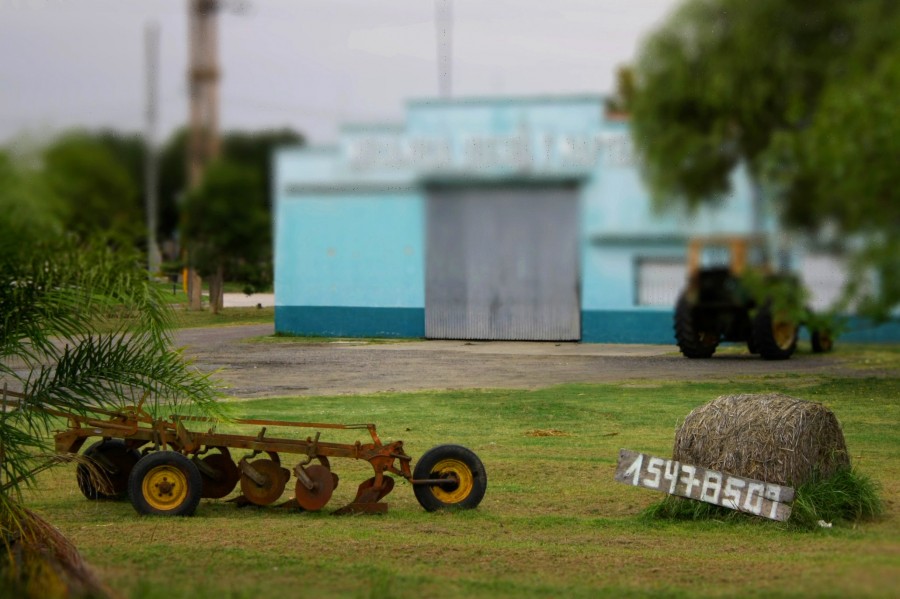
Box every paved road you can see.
[174,325,868,398]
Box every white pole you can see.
[144,21,162,277]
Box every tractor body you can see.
[674,236,815,360]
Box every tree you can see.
[630,0,900,316]
[158,128,190,243]
[766,34,900,318]
[160,128,303,301]
[221,128,303,205]
[0,150,66,238]
[0,159,220,596]
[41,132,144,242]
[181,160,269,313]
[604,65,636,116]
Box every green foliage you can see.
[221,128,303,206]
[0,150,66,238]
[159,127,303,241]
[158,128,189,239]
[604,65,636,115]
[41,132,142,241]
[182,160,270,286]
[631,0,858,206]
[162,128,302,291]
[765,34,900,320]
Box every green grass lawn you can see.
[25,374,900,598]
[170,306,274,328]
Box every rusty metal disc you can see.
[311,456,338,490]
[294,465,335,511]
[199,453,240,499]
[239,459,288,506]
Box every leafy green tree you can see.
[766,33,900,318]
[630,0,900,316]
[0,158,220,596]
[181,160,269,313]
[0,150,66,237]
[41,133,143,241]
[159,128,190,242]
[604,65,636,116]
[222,128,303,205]
[631,0,862,207]
[160,128,302,298]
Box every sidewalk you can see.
[222,292,275,308]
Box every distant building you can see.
[273,95,893,343]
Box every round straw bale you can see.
[673,393,850,486]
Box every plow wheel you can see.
[128,451,202,516]
[239,459,289,506]
[413,444,487,512]
[294,464,335,511]
[77,440,141,500]
[198,450,240,499]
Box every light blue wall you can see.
[275,192,424,308]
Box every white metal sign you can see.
[614,449,795,522]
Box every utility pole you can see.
[435,0,453,98]
[188,0,221,189]
[144,21,162,278]
[185,0,222,309]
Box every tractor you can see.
[673,236,833,360]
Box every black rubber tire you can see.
[77,440,141,501]
[752,304,798,360]
[413,444,487,512]
[811,329,834,353]
[128,451,203,516]
[674,294,719,358]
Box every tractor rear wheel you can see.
[811,329,834,353]
[674,295,719,358]
[753,304,798,360]
[413,445,487,512]
[128,451,202,516]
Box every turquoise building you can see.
[273,95,891,343]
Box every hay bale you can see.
[673,393,850,486]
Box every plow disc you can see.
[197,451,240,499]
[294,465,335,511]
[239,459,289,506]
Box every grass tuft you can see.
[640,495,746,523]
[789,467,884,530]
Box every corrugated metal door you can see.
[426,185,580,340]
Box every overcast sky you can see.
[0,0,680,146]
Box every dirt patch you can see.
[173,325,885,398]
